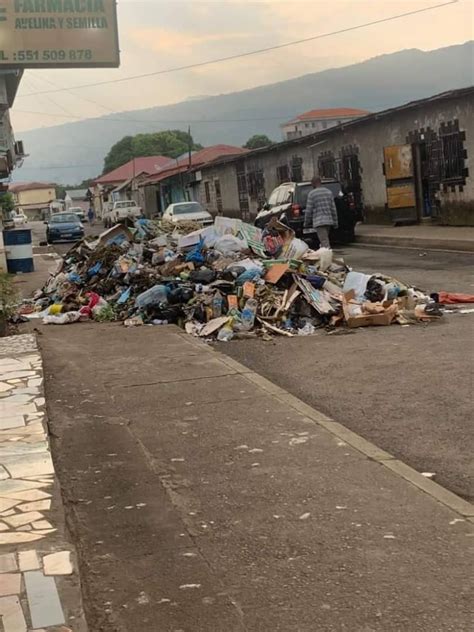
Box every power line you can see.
[16,0,458,98]
[13,109,297,124]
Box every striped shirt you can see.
[304,187,338,229]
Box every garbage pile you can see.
[18,216,449,340]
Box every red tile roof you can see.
[95,155,172,185]
[284,108,370,125]
[144,145,248,184]
[9,182,55,193]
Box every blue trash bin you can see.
[3,228,34,273]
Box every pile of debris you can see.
[18,216,449,340]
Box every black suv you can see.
[255,179,358,245]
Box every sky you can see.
[10,0,474,133]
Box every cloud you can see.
[11,0,472,133]
[128,26,256,55]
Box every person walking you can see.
[303,176,338,248]
[87,206,95,226]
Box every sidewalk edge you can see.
[179,332,474,519]
[355,234,474,253]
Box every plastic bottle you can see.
[135,284,169,309]
[217,321,234,342]
[239,298,258,331]
[212,293,224,318]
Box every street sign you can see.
[0,0,120,68]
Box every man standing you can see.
[303,176,338,248]
[87,206,95,226]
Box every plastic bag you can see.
[135,285,169,309]
[214,235,247,256]
[316,247,333,271]
[43,311,82,325]
[281,238,309,260]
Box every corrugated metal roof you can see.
[143,145,248,185]
[95,156,172,185]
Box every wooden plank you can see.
[384,144,413,179]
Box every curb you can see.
[179,332,474,520]
[355,235,474,253]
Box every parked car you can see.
[163,202,213,226]
[45,212,84,244]
[255,179,358,244]
[69,206,86,222]
[13,212,28,226]
[103,200,142,228]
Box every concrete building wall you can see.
[15,188,56,207]
[200,144,316,219]
[309,96,474,224]
[199,164,241,217]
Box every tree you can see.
[244,134,273,150]
[102,130,203,174]
[0,192,14,219]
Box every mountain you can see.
[14,41,474,185]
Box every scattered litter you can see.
[15,215,465,340]
[179,584,201,590]
[299,512,311,520]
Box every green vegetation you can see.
[0,273,19,336]
[103,130,203,174]
[0,192,15,219]
[244,134,273,150]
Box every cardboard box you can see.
[343,290,398,328]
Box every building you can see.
[281,108,370,140]
[195,87,474,226]
[0,70,25,180]
[9,182,56,221]
[139,145,248,217]
[93,155,172,216]
[65,188,91,212]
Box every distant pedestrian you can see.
[304,176,338,249]
[87,207,94,226]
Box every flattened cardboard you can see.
[343,290,398,328]
[264,263,290,284]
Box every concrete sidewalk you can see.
[356,223,474,252]
[35,323,474,631]
[0,334,87,631]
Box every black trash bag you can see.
[365,277,385,303]
[222,266,245,281]
[168,286,194,304]
[189,269,216,284]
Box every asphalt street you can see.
[223,245,474,501]
[23,223,474,499]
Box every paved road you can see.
[29,219,103,256]
[38,325,474,632]
[223,246,474,501]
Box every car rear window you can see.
[296,182,342,207]
[295,185,313,208]
[173,203,202,215]
[51,214,79,224]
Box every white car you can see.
[13,212,28,225]
[163,202,213,226]
[103,200,142,228]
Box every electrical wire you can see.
[16,0,458,98]
[12,109,298,124]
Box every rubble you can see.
[16,216,453,339]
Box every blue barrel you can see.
[3,229,34,273]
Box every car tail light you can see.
[291,204,301,217]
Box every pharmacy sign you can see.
[0,0,120,68]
